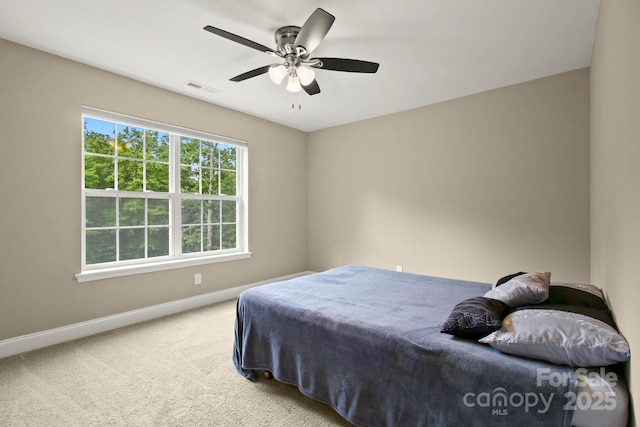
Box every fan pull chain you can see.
[291,90,303,110]
[291,91,302,110]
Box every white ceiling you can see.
[0,0,600,132]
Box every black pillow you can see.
[495,272,526,287]
[441,297,510,340]
[546,286,609,311]
[511,286,616,329]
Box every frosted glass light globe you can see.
[268,64,287,85]
[296,65,315,86]
[286,75,302,92]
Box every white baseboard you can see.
[0,271,314,359]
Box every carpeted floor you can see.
[0,299,353,426]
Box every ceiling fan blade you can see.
[204,25,276,54]
[230,65,271,82]
[313,57,380,73]
[302,79,320,95]
[294,8,335,54]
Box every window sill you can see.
[75,252,252,283]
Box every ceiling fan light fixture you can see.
[296,65,315,86]
[286,75,302,92]
[268,64,287,84]
[204,8,379,97]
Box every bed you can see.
[233,265,629,427]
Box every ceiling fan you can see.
[203,8,379,95]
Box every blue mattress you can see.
[233,265,577,427]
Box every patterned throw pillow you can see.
[441,297,510,339]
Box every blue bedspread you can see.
[233,265,577,426]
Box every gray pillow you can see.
[479,309,630,367]
[484,272,550,307]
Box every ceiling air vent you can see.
[185,81,219,94]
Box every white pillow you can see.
[484,272,550,307]
[479,309,630,367]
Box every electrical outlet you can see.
[396,265,403,272]
[194,273,202,285]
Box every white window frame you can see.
[76,106,250,282]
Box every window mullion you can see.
[115,193,120,262]
[144,197,149,260]
[170,134,182,257]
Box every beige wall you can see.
[308,69,591,284]
[0,39,308,341]
[591,0,640,425]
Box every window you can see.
[78,107,249,282]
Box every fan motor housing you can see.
[275,26,301,55]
